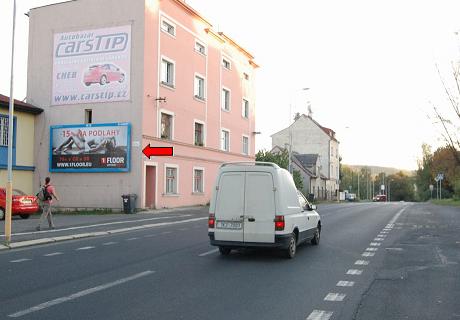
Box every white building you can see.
[271,114,340,199]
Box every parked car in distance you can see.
[373,194,387,202]
[0,188,40,220]
[346,193,356,201]
[83,64,125,86]
[208,162,321,259]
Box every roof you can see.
[293,154,319,167]
[270,114,338,142]
[0,94,44,115]
[291,156,316,177]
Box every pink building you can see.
[28,0,258,209]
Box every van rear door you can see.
[243,172,276,243]
[214,172,244,242]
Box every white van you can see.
[208,162,321,258]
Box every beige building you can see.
[271,114,340,200]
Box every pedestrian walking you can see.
[36,177,59,231]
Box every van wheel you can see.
[286,233,297,259]
[0,208,5,220]
[311,226,321,245]
[20,214,30,219]
[219,246,231,255]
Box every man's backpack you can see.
[36,185,52,201]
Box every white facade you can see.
[271,115,339,199]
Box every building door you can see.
[145,165,156,209]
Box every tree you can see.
[415,144,434,201]
[255,149,303,190]
[388,172,415,201]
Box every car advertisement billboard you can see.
[52,25,131,105]
[50,123,131,172]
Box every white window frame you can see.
[164,164,179,195]
[159,109,174,140]
[221,87,231,112]
[242,135,249,155]
[193,119,206,147]
[161,18,176,37]
[194,73,206,100]
[221,128,230,152]
[222,57,231,70]
[192,167,205,194]
[0,116,9,147]
[194,39,206,55]
[160,56,175,88]
[242,98,249,118]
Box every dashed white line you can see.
[324,293,346,301]
[346,269,363,275]
[370,242,381,246]
[362,252,375,257]
[366,247,378,252]
[143,234,157,238]
[306,310,333,320]
[76,246,95,251]
[44,252,63,257]
[355,260,369,265]
[374,238,385,241]
[102,242,117,246]
[336,281,354,287]
[8,270,155,318]
[199,248,219,257]
[10,258,31,263]
[126,237,139,241]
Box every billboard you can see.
[52,25,131,105]
[50,123,131,172]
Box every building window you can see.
[0,117,9,147]
[85,109,92,124]
[193,169,204,193]
[222,88,230,111]
[161,19,175,36]
[195,41,206,55]
[161,58,175,87]
[242,99,249,118]
[165,167,178,194]
[222,58,231,69]
[194,122,204,146]
[161,112,173,140]
[221,129,230,151]
[242,136,249,155]
[194,75,205,100]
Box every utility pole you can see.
[357,171,360,200]
[5,0,16,245]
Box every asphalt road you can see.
[0,202,459,320]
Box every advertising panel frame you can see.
[49,122,131,173]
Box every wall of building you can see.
[28,0,146,209]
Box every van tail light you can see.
[274,215,285,231]
[208,213,215,229]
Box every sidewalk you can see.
[0,206,209,250]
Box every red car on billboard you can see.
[83,64,125,86]
[0,188,40,220]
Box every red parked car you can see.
[83,64,125,86]
[373,194,387,202]
[0,188,40,220]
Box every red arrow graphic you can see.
[142,144,174,159]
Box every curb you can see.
[1,216,207,251]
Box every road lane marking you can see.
[76,246,95,251]
[102,242,117,246]
[366,247,378,251]
[306,310,333,320]
[8,270,155,318]
[199,248,219,257]
[374,238,384,241]
[44,252,63,257]
[386,247,403,251]
[362,252,375,257]
[388,207,407,225]
[161,231,172,235]
[126,237,139,241]
[3,214,193,237]
[10,259,31,263]
[336,281,354,287]
[143,234,157,238]
[346,269,363,275]
[370,242,381,246]
[324,293,346,301]
[355,260,369,265]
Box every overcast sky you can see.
[1,0,459,170]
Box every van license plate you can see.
[216,221,242,230]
